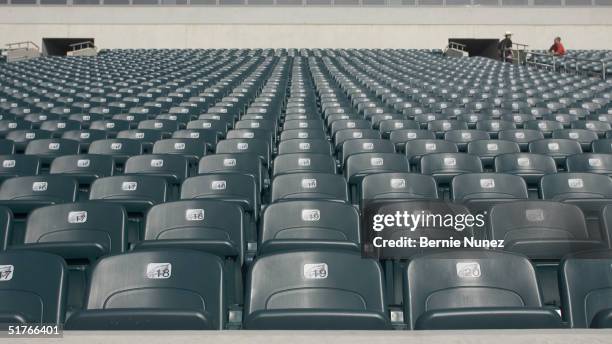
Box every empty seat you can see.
[528,139,582,166]
[427,120,468,138]
[334,129,381,152]
[65,250,226,330]
[451,173,528,210]
[88,139,144,166]
[152,138,207,163]
[89,120,131,136]
[591,138,612,153]
[216,138,270,167]
[467,140,521,167]
[0,155,40,182]
[273,153,336,176]
[488,201,604,260]
[0,251,67,326]
[341,139,395,166]
[494,153,557,185]
[525,120,564,137]
[62,130,109,152]
[244,250,390,329]
[50,154,115,186]
[6,130,52,152]
[137,119,180,136]
[389,129,436,151]
[540,172,612,202]
[560,250,612,328]
[271,172,348,203]
[171,129,218,150]
[14,202,127,261]
[137,200,245,261]
[361,172,439,204]
[115,129,165,153]
[89,175,169,214]
[572,120,611,137]
[552,129,598,151]
[198,154,267,193]
[280,129,326,141]
[404,250,563,330]
[260,200,360,253]
[476,120,516,138]
[499,129,545,151]
[565,152,611,175]
[24,139,81,164]
[181,173,259,229]
[405,139,458,166]
[124,154,190,185]
[344,152,409,198]
[420,153,483,184]
[0,175,78,214]
[444,130,490,151]
[277,139,333,155]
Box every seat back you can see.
[0,251,67,326]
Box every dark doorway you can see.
[448,39,500,59]
[42,38,95,56]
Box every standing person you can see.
[498,31,513,62]
[549,37,566,56]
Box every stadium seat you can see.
[341,139,395,166]
[277,139,333,155]
[89,175,169,242]
[0,251,68,327]
[405,139,458,166]
[24,139,81,165]
[498,129,545,151]
[0,155,40,182]
[419,153,483,185]
[65,250,227,330]
[451,172,528,210]
[494,153,557,186]
[272,153,336,176]
[259,200,360,253]
[180,173,259,241]
[488,201,604,260]
[244,250,391,329]
[467,140,521,168]
[560,249,612,328]
[13,202,127,260]
[360,172,439,206]
[198,154,267,193]
[271,172,349,203]
[124,154,190,186]
[216,138,271,167]
[566,153,612,175]
[444,130,490,151]
[528,139,582,166]
[404,250,563,330]
[88,139,144,168]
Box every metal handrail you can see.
[447,41,467,51]
[6,41,40,51]
[69,41,96,51]
[526,51,609,80]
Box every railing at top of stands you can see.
[447,42,467,52]
[69,41,96,51]
[6,41,40,51]
[526,51,608,80]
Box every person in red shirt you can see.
[549,37,566,56]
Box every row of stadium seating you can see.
[0,48,611,330]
